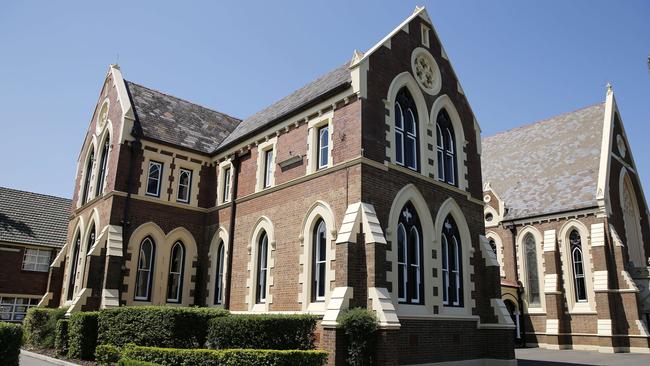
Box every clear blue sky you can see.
[1,0,649,202]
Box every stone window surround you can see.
[246,216,275,312]
[138,150,172,200]
[255,138,277,192]
[217,159,234,205]
[557,220,596,314]
[306,112,334,175]
[171,160,201,207]
[516,226,546,314]
[206,227,229,307]
[485,231,506,278]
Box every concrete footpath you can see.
[20,350,81,366]
[517,347,650,366]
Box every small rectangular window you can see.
[0,297,39,322]
[222,167,231,203]
[177,169,192,203]
[146,161,163,197]
[263,149,273,188]
[421,24,430,48]
[317,125,329,170]
[22,248,51,272]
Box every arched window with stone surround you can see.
[166,241,185,303]
[441,214,462,306]
[397,201,423,304]
[81,149,95,204]
[312,219,327,302]
[135,237,155,301]
[256,231,269,304]
[569,230,587,302]
[436,109,457,186]
[95,137,110,196]
[67,232,81,300]
[214,241,225,305]
[86,223,96,252]
[524,233,540,306]
[394,88,419,171]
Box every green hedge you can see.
[96,344,121,365]
[68,311,99,360]
[338,308,378,366]
[207,314,317,350]
[0,322,23,366]
[98,306,228,348]
[23,307,67,348]
[118,359,162,366]
[123,346,328,366]
[55,319,69,356]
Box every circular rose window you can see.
[411,48,441,95]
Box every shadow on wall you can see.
[0,213,35,237]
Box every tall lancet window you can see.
[394,88,419,171]
[166,241,185,303]
[569,230,587,302]
[436,110,457,186]
[67,232,81,300]
[135,237,155,301]
[81,150,95,204]
[441,215,462,306]
[214,241,225,305]
[256,231,269,303]
[95,138,110,196]
[312,219,327,301]
[397,201,423,304]
[524,233,540,306]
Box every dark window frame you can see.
[134,237,155,301]
[176,168,192,203]
[166,241,185,303]
[214,241,225,305]
[311,219,327,302]
[67,232,81,301]
[146,161,163,197]
[394,88,420,171]
[256,232,269,303]
[95,137,110,196]
[263,149,273,188]
[397,201,424,304]
[442,215,463,307]
[436,109,458,186]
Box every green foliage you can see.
[207,314,317,350]
[118,358,162,366]
[98,306,228,348]
[55,319,69,356]
[0,322,23,366]
[96,344,122,365]
[23,307,67,349]
[338,308,378,366]
[68,311,99,360]
[122,346,328,366]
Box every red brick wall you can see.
[0,245,55,296]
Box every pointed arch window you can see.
[256,232,269,303]
[67,232,81,300]
[95,138,110,196]
[442,215,462,306]
[524,233,541,306]
[397,201,423,304]
[81,150,95,204]
[214,241,225,305]
[135,237,155,301]
[86,224,96,252]
[569,230,587,302]
[394,88,419,171]
[167,241,185,303]
[489,238,497,255]
[436,110,457,186]
[312,219,327,301]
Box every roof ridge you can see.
[0,186,71,202]
[124,80,242,122]
[483,101,605,141]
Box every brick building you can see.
[42,7,515,365]
[482,87,650,353]
[0,187,70,322]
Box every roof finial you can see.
[414,5,425,14]
[350,49,364,67]
[606,82,613,95]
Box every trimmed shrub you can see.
[123,346,328,366]
[0,322,23,366]
[118,359,161,366]
[207,314,317,350]
[96,344,121,365]
[68,311,99,360]
[98,306,228,348]
[55,319,69,356]
[23,307,67,348]
[338,308,378,366]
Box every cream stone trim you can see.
[368,287,401,329]
[306,112,334,175]
[384,71,432,178]
[479,235,499,268]
[558,220,596,313]
[66,288,91,315]
[37,293,53,307]
[411,47,442,95]
[430,94,468,191]
[206,227,229,307]
[619,168,647,267]
[544,274,558,293]
[217,159,234,205]
[106,225,124,257]
[77,140,98,207]
[108,65,136,144]
[101,289,120,309]
[246,216,275,312]
[138,149,173,200]
[517,226,546,313]
[255,137,278,192]
[171,158,201,207]
[485,231,505,277]
[593,271,609,291]
[591,223,605,247]
[336,202,385,245]
[350,53,368,99]
[490,298,515,326]
[123,222,197,306]
[298,201,336,312]
[63,217,85,304]
[546,319,559,335]
[621,270,640,292]
[93,122,113,197]
[597,319,612,336]
[543,230,556,252]
[596,86,615,214]
[321,286,353,328]
[484,206,499,229]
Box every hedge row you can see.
[0,322,23,366]
[207,314,317,350]
[98,307,228,348]
[55,319,69,356]
[118,359,162,366]
[68,311,99,360]
[23,307,67,348]
[123,346,328,366]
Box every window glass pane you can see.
[264,150,273,188]
[525,234,540,306]
[395,131,404,164]
[318,126,329,169]
[96,139,110,196]
[82,151,94,204]
[223,167,231,202]
[395,103,403,129]
[215,243,224,305]
[178,170,191,202]
[147,162,162,195]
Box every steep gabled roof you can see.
[0,187,71,248]
[124,81,241,154]
[218,63,352,149]
[482,103,606,220]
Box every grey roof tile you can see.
[0,187,71,248]
[482,103,605,220]
[125,81,241,154]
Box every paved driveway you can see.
[517,347,650,366]
[20,350,80,366]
